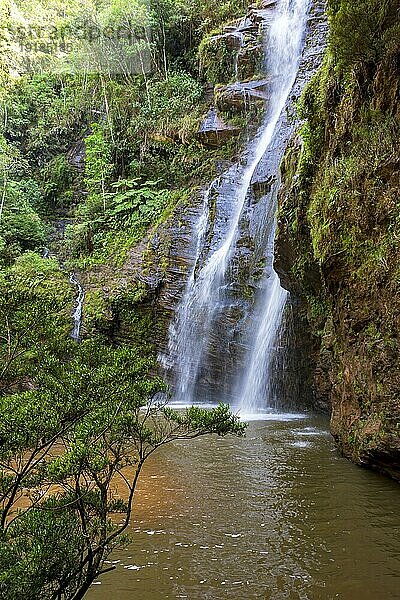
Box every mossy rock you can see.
[199,31,241,85]
[215,80,268,114]
[237,44,264,81]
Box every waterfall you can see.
[237,0,311,413]
[168,0,311,409]
[70,273,85,342]
[236,206,289,414]
[166,187,210,402]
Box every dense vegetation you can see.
[3,0,398,595]
[1,0,253,261]
[276,0,400,477]
[0,1,249,597]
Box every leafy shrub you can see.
[1,74,96,166]
[0,180,46,259]
[105,178,171,229]
[138,72,203,142]
[42,154,77,210]
[1,210,45,251]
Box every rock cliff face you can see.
[78,1,400,482]
[81,0,327,399]
[275,2,400,481]
[157,0,327,399]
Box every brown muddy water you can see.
[87,414,400,600]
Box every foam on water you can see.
[167,400,306,423]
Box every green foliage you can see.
[66,177,174,264]
[83,123,114,220]
[1,74,95,165]
[0,13,245,269]
[165,403,246,437]
[306,110,399,264]
[327,0,400,69]
[142,72,203,141]
[0,505,84,600]
[0,254,73,387]
[149,0,248,73]
[0,136,47,262]
[105,179,171,228]
[0,185,45,256]
[42,154,77,210]
[0,335,245,599]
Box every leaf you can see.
[111,178,140,190]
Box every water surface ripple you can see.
[88,417,400,600]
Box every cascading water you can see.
[166,187,210,402]
[233,27,245,81]
[168,0,312,410]
[237,0,311,414]
[70,273,85,342]
[236,188,289,415]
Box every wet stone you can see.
[198,108,241,148]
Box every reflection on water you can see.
[87,416,400,600]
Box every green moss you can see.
[111,289,155,349]
[199,29,237,84]
[277,0,400,474]
[82,290,110,336]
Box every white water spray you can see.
[70,273,85,342]
[168,0,311,409]
[237,0,310,414]
[165,187,210,401]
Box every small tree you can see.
[0,339,245,600]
